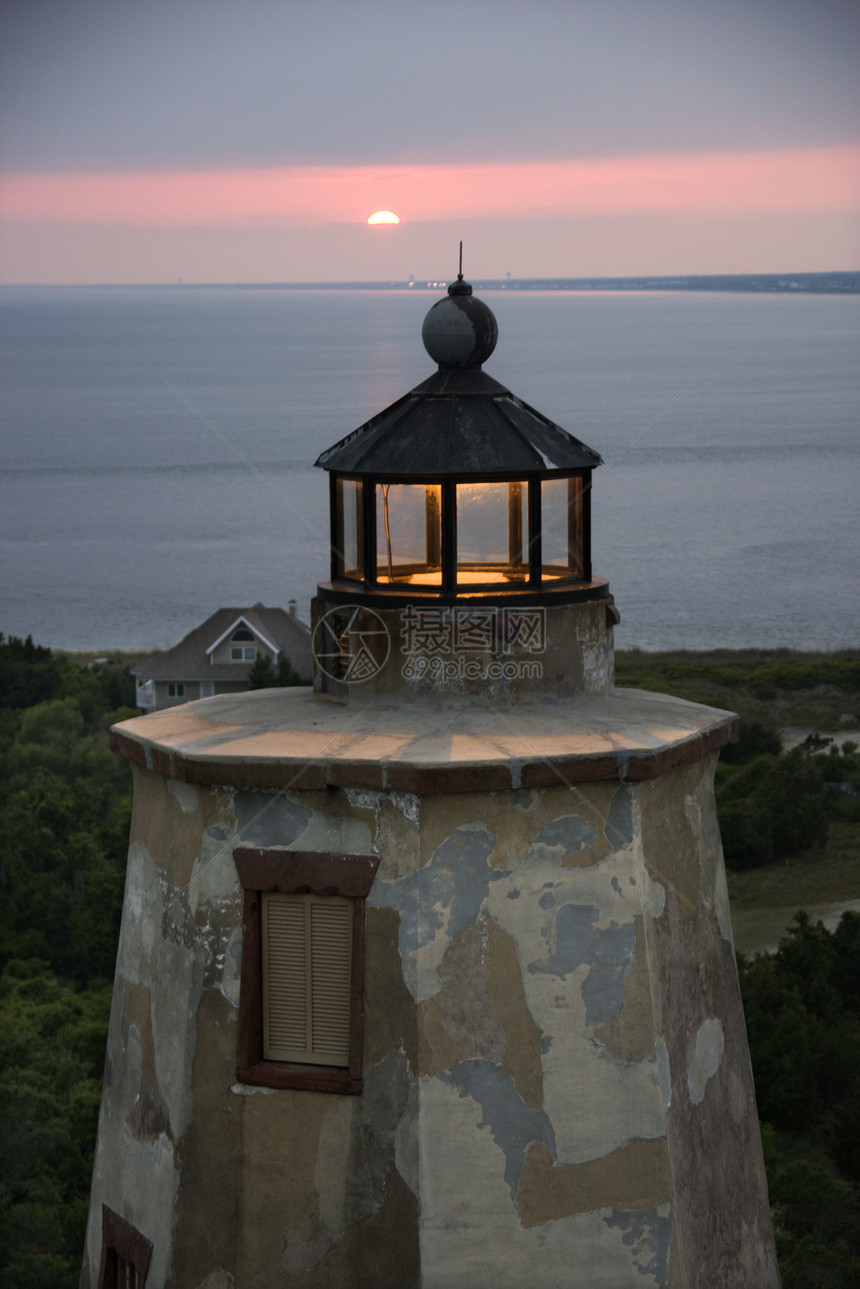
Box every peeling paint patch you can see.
[639,871,666,919]
[485,917,545,1110]
[217,925,243,1007]
[517,1138,672,1229]
[438,1059,556,1200]
[315,1050,410,1237]
[386,791,420,825]
[343,787,420,826]
[368,825,504,999]
[195,1271,236,1289]
[233,791,312,846]
[593,916,654,1061]
[603,1205,672,1286]
[277,1210,336,1276]
[190,832,241,910]
[530,903,599,975]
[290,809,372,855]
[529,903,635,1026]
[373,796,419,882]
[581,925,636,1026]
[530,814,597,858]
[436,925,505,1064]
[606,785,634,850]
[343,787,379,812]
[687,1017,725,1105]
[126,1083,173,1143]
[508,787,544,815]
[653,1039,672,1109]
[167,777,198,813]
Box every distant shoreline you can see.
[3,271,859,294]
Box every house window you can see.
[167,683,184,698]
[231,646,257,661]
[234,848,379,1094]
[97,1205,152,1289]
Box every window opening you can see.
[234,849,378,1093]
[97,1206,152,1289]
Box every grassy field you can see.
[727,822,860,953]
[616,647,860,953]
[615,646,860,732]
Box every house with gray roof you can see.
[132,602,312,712]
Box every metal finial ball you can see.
[421,284,498,369]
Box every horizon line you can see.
[2,269,859,293]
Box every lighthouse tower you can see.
[82,279,779,1288]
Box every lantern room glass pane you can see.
[541,477,584,580]
[376,484,442,584]
[456,481,529,585]
[335,479,364,580]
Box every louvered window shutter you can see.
[262,893,352,1067]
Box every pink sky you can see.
[3,146,857,227]
[1,2,857,283]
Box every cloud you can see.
[3,1,859,175]
[3,147,858,230]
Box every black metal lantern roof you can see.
[314,280,603,479]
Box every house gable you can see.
[206,615,279,666]
[205,610,279,659]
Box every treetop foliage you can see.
[0,635,136,984]
[2,636,858,1287]
[246,651,303,689]
[0,635,137,1286]
[741,914,860,1287]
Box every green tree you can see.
[769,1156,860,1289]
[0,635,64,710]
[247,653,303,689]
[0,962,112,1289]
[717,749,829,868]
[719,719,783,764]
[0,652,134,983]
[740,913,860,1134]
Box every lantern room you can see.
[314,275,604,607]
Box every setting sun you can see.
[367,210,400,225]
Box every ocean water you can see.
[0,286,858,653]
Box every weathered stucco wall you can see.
[83,752,778,1288]
[311,597,616,704]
